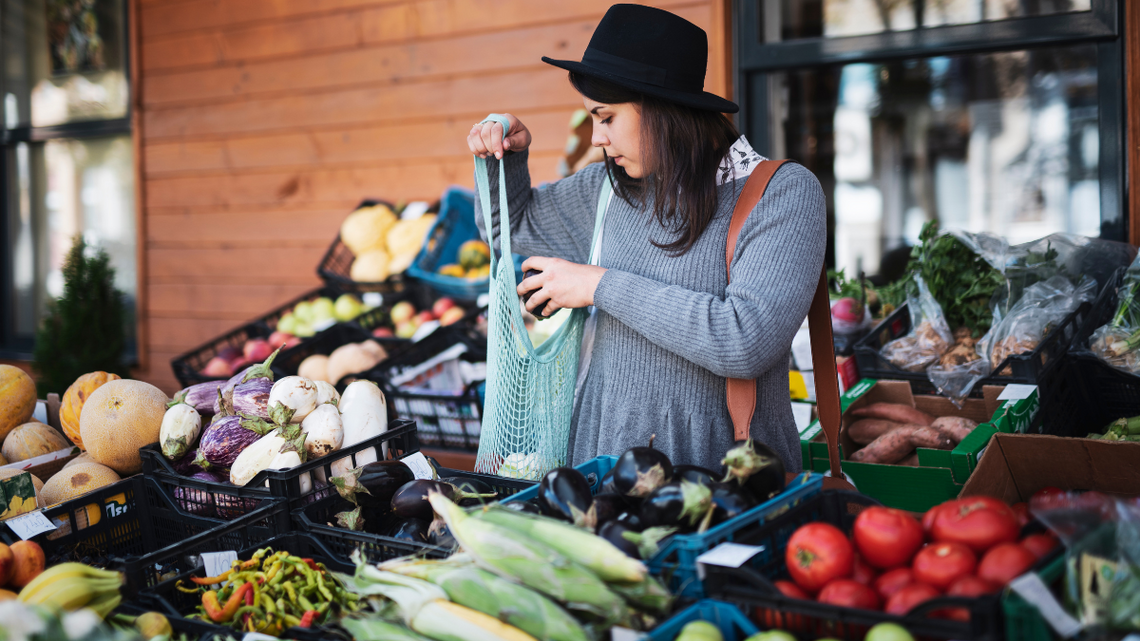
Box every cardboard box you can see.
[960,432,1140,503]
[798,379,1039,512]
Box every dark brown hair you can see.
[569,72,741,255]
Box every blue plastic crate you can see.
[647,600,758,641]
[407,187,525,301]
[503,455,825,598]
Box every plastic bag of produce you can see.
[880,275,953,372]
[1089,255,1140,374]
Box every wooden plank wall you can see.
[132,0,731,393]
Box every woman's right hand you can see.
[468,113,532,159]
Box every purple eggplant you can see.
[171,381,223,416]
[232,378,273,421]
[172,449,206,476]
[215,348,280,414]
[215,492,262,520]
[195,415,274,470]
[174,470,226,517]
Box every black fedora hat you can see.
[542,4,737,113]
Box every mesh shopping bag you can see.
[473,114,609,479]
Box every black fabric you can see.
[542,4,738,113]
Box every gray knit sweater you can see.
[475,143,826,473]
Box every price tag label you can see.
[610,627,645,641]
[695,542,764,580]
[998,384,1038,401]
[5,510,56,540]
[362,293,384,308]
[201,551,238,579]
[401,452,436,480]
[243,633,278,641]
[1009,572,1083,638]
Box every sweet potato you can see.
[899,453,919,467]
[850,403,935,426]
[909,426,955,450]
[931,416,978,443]
[850,428,917,464]
[847,419,908,445]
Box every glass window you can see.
[776,0,1093,41]
[3,0,129,128]
[765,45,1099,282]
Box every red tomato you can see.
[938,575,1000,621]
[785,522,855,592]
[1021,533,1059,560]
[922,503,947,537]
[930,497,1019,553]
[818,578,881,611]
[912,542,977,590]
[1032,486,1064,501]
[774,579,810,600]
[884,582,941,615]
[853,506,925,569]
[874,567,915,600]
[977,543,1037,586]
[851,554,878,586]
[1011,502,1031,528]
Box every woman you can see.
[468,4,825,472]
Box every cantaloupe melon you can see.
[79,379,167,474]
[0,468,45,508]
[41,462,120,507]
[60,372,122,450]
[0,365,36,443]
[62,451,95,469]
[1,422,70,463]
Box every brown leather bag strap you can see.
[725,160,847,483]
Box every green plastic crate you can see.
[1002,550,1066,641]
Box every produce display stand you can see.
[503,455,826,598]
[702,490,1061,641]
[291,466,535,566]
[140,418,420,524]
[269,320,404,382]
[646,600,759,641]
[316,198,417,295]
[797,379,1040,512]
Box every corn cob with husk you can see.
[336,562,536,641]
[341,616,434,641]
[427,492,630,625]
[475,506,648,584]
[608,574,673,615]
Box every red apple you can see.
[372,327,395,338]
[413,311,436,327]
[201,357,233,378]
[229,357,251,372]
[390,301,416,325]
[432,297,457,318]
[439,307,466,327]
[267,331,295,350]
[244,338,273,362]
[395,321,417,339]
[216,346,242,363]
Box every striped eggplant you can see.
[232,378,273,421]
[174,470,226,517]
[195,414,275,470]
[215,347,280,415]
[170,380,224,416]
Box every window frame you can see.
[734,0,1127,244]
[0,0,134,361]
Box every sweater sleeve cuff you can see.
[593,268,637,314]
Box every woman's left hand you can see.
[517,257,607,315]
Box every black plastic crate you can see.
[170,285,355,388]
[702,491,1061,641]
[317,199,434,295]
[135,525,362,641]
[291,466,535,567]
[141,418,421,522]
[853,299,1090,397]
[372,325,488,451]
[269,321,405,381]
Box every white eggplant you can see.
[301,403,343,459]
[268,376,319,424]
[314,380,340,407]
[230,431,287,486]
[330,381,388,477]
[160,403,202,461]
[267,449,312,495]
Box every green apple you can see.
[390,301,416,325]
[277,312,298,335]
[334,294,364,321]
[676,621,722,641]
[865,624,915,641]
[293,300,313,323]
[311,297,336,323]
[293,322,315,338]
[744,632,797,641]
